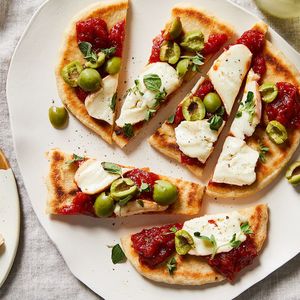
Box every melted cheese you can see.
[208,44,252,114]
[183,211,247,256]
[85,75,118,125]
[116,62,181,127]
[230,69,262,140]
[212,136,259,186]
[74,159,130,195]
[175,120,222,164]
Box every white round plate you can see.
[6,0,300,299]
[0,169,20,287]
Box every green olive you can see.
[94,192,115,217]
[182,96,206,121]
[180,31,204,52]
[160,41,181,65]
[176,59,190,77]
[266,120,288,144]
[105,57,122,75]
[85,52,106,69]
[175,230,195,255]
[166,17,182,40]
[259,83,278,103]
[285,161,300,186]
[61,61,83,87]
[48,106,68,129]
[77,68,101,92]
[203,92,222,113]
[110,178,138,201]
[153,180,178,205]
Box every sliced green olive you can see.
[48,106,68,129]
[160,41,181,65]
[176,58,189,77]
[166,17,182,40]
[85,52,106,69]
[105,57,122,75]
[259,83,278,103]
[203,92,222,113]
[110,178,138,201]
[77,68,101,92]
[182,96,206,121]
[61,61,83,87]
[266,120,288,144]
[94,192,115,217]
[180,31,204,52]
[286,161,300,186]
[153,180,178,205]
[175,230,195,255]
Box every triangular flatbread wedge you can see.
[56,0,128,144]
[46,149,204,216]
[121,204,268,285]
[112,3,234,148]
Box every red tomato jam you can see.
[252,54,266,78]
[75,87,90,101]
[109,20,126,57]
[266,82,300,129]
[174,105,185,126]
[76,18,110,51]
[202,33,228,56]
[149,32,165,63]
[194,79,214,99]
[236,29,265,54]
[206,237,257,281]
[58,192,95,216]
[180,153,203,167]
[131,223,183,268]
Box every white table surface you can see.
[0,0,299,299]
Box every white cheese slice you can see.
[114,200,168,217]
[183,211,247,256]
[175,120,223,164]
[230,69,262,140]
[212,136,259,186]
[85,74,118,125]
[74,159,130,195]
[116,62,182,127]
[208,44,252,114]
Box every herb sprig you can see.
[65,154,85,165]
[166,257,177,275]
[181,52,204,72]
[236,91,255,122]
[258,142,269,163]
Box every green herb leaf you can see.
[258,142,269,163]
[181,52,204,73]
[193,232,201,237]
[235,91,255,122]
[137,199,144,207]
[110,93,117,112]
[169,226,178,233]
[154,88,167,102]
[145,109,156,121]
[65,154,85,165]
[118,195,133,207]
[167,114,175,124]
[123,123,134,138]
[101,47,116,57]
[216,106,225,117]
[246,91,254,103]
[143,74,162,92]
[208,115,223,131]
[140,182,150,192]
[240,222,253,235]
[236,111,242,118]
[111,244,127,264]
[229,233,242,248]
[166,257,177,275]
[194,233,218,258]
[101,162,122,175]
[78,42,98,63]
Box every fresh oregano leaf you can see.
[101,162,122,175]
[111,244,127,264]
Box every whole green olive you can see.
[105,57,122,75]
[94,192,115,217]
[77,68,101,92]
[160,41,181,65]
[203,92,222,113]
[48,106,68,129]
[176,58,190,77]
[153,180,178,206]
[180,31,204,52]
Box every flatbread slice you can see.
[112,3,234,148]
[121,204,268,285]
[56,0,128,144]
[46,149,204,216]
[207,39,300,198]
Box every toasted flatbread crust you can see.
[121,204,268,285]
[112,3,234,148]
[56,0,128,144]
[149,22,268,178]
[46,149,204,216]
[206,39,300,198]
